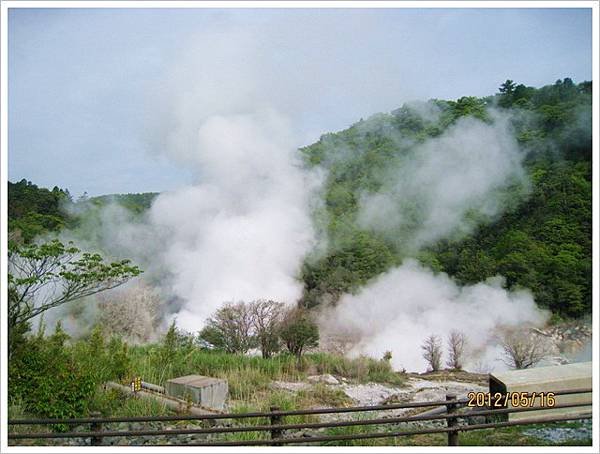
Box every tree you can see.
[279,308,319,359]
[199,301,256,354]
[421,334,442,371]
[499,329,550,369]
[446,330,466,370]
[249,299,285,359]
[499,79,516,95]
[498,79,517,107]
[8,239,141,356]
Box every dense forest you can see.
[8,78,592,318]
[299,78,592,318]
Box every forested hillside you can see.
[299,79,592,318]
[8,180,74,243]
[7,79,592,318]
[8,182,158,243]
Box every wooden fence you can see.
[8,387,592,446]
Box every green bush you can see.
[9,325,97,424]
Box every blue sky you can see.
[8,7,592,197]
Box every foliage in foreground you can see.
[9,323,402,423]
[8,239,141,357]
[128,334,403,401]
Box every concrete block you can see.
[165,375,228,411]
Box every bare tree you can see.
[447,330,466,370]
[200,301,256,354]
[499,329,550,369]
[97,281,161,344]
[421,334,443,371]
[249,299,285,359]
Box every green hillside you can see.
[299,79,592,317]
[7,79,592,318]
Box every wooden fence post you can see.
[446,393,459,446]
[90,412,103,446]
[270,406,283,446]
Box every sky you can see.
[8,6,593,197]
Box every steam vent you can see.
[165,375,228,411]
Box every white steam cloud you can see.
[319,260,549,372]
[357,111,529,251]
[52,28,324,334]
[146,109,320,331]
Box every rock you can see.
[272,380,311,392]
[307,374,339,385]
[341,383,405,406]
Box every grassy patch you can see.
[306,352,405,385]
[296,384,353,408]
[126,346,405,405]
[89,387,174,418]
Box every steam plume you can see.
[319,260,549,372]
[146,110,320,331]
[357,110,529,252]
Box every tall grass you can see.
[126,345,405,403]
[307,352,405,385]
[89,387,173,418]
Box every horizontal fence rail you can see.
[184,413,594,447]
[6,396,470,425]
[7,401,592,440]
[8,387,593,446]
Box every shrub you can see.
[249,300,285,359]
[499,328,550,369]
[107,337,131,381]
[9,324,97,424]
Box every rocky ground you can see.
[273,370,489,421]
[523,419,593,443]
[283,370,489,406]
[532,319,592,365]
